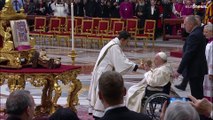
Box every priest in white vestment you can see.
[88,31,139,118]
[51,0,68,17]
[203,23,213,102]
[126,52,173,113]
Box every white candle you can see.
[71,3,74,50]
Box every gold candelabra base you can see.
[68,50,77,65]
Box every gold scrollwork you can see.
[7,74,25,92]
[26,74,47,87]
[52,79,62,105]
[0,74,6,85]
[0,20,14,52]
[0,68,82,115]
[0,50,35,68]
[67,70,82,112]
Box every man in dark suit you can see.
[174,15,208,99]
[175,15,206,91]
[145,0,159,38]
[98,71,151,120]
[145,0,159,21]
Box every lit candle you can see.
[71,3,74,50]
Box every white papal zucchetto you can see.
[157,52,167,61]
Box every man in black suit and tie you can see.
[98,71,151,120]
[174,15,208,99]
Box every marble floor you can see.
[0,38,192,119]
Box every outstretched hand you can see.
[188,95,212,117]
[173,71,180,78]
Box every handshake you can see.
[140,59,152,71]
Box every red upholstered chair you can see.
[109,18,122,31]
[30,17,46,44]
[135,20,156,47]
[111,21,125,35]
[81,19,93,34]
[88,20,109,48]
[92,17,102,34]
[57,17,67,32]
[76,19,93,48]
[41,17,61,45]
[32,17,46,32]
[126,19,138,37]
[98,20,109,35]
[102,20,125,44]
[48,17,61,33]
[75,16,83,34]
[57,18,77,46]
[65,18,77,33]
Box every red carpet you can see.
[170,51,182,58]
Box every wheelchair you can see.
[141,82,171,120]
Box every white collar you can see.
[152,63,168,71]
[104,104,125,114]
[112,37,121,46]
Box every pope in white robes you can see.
[88,31,138,118]
[126,52,173,112]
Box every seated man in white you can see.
[126,52,173,113]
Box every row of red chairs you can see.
[29,16,156,48]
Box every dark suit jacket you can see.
[145,5,159,21]
[6,116,22,120]
[100,106,151,120]
[74,2,85,17]
[110,0,121,18]
[85,0,97,17]
[162,3,173,18]
[177,26,208,78]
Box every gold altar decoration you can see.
[140,58,153,70]
[0,69,82,115]
[68,50,77,65]
[0,0,34,68]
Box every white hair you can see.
[204,22,213,32]
[164,101,200,120]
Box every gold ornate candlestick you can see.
[68,3,77,65]
[68,50,77,65]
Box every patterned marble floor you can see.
[0,38,192,119]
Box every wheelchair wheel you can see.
[143,93,169,120]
